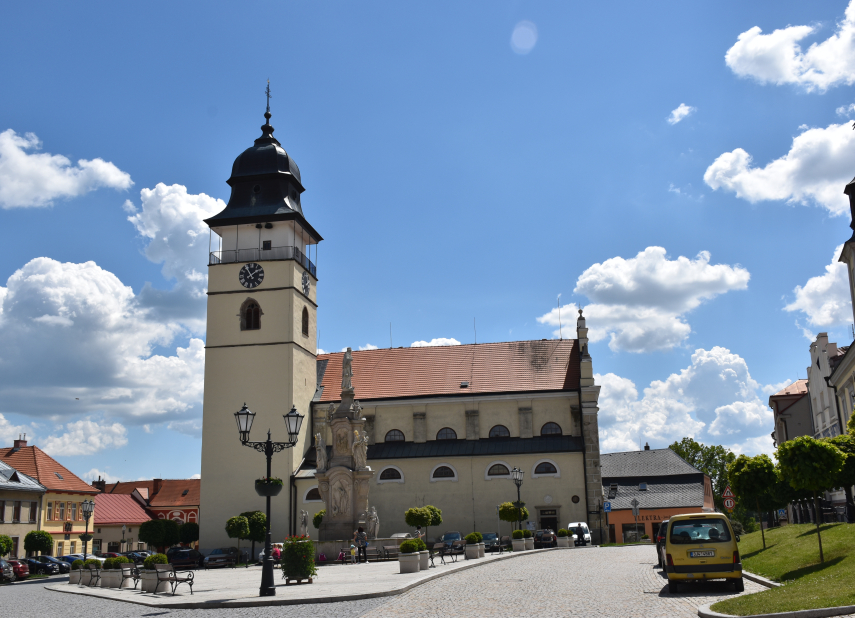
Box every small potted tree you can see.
[416,538,429,570]
[225,515,250,565]
[398,539,421,573]
[69,559,83,585]
[523,529,534,550]
[511,530,525,552]
[464,533,480,559]
[281,535,317,584]
[141,553,168,593]
[475,532,485,557]
[255,476,284,497]
[557,529,571,548]
[79,558,100,586]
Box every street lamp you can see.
[81,499,95,559]
[511,467,524,531]
[235,402,304,597]
[122,524,126,553]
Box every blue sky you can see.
[2,0,855,482]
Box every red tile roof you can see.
[0,445,97,494]
[772,379,809,397]
[105,479,200,508]
[94,493,151,525]
[317,340,580,403]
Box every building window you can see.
[436,427,457,440]
[639,482,648,491]
[431,465,456,481]
[71,502,77,521]
[46,502,53,521]
[532,459,560,478]
[488,464,509,476]
[378,466,405,483]
[241,299,262,331]
[385,429,405,442]
[262,240,272,251]
[29,502,37,523]
[70,541,76,554]
[302,307,309,336]
[12,501,21,523]
[489,425,510,438]
[58,502,65,521]
[541,422,562,436]
[0,500,4,522]
[56,541,63,556]
[304,487,322,501]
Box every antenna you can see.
[474,318,477,344]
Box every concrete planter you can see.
[119,570,136,588]
[524,538,534,550]
[512,539,526,551]
[418,550,429,570]
[101,570,121,588]
[79,570,93,586]
[141,570,158,593]
[68,569,81,585]
[398,553,420,573]
[465,544,480,559]
[154,577,172,594]
[478,543,485,558]
[557,536,571,548]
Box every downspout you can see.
[825,376,846,435]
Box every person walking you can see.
[353,527,368,564]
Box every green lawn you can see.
[711,523,855,616]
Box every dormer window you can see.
[639,482,648,491]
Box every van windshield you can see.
[669,519,731,544]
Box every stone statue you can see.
[315,433,327,472]
[332,479,350,517]
[352,400,363,416]
[326,402,336,423]
[352,430,369,470]
[342,347,353,392]
[299,510,308,537]
[367,506,379,539]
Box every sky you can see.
[2,0,855,483]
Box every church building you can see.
[199,105,605,551]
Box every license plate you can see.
[689,550,715,558]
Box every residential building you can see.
[601,445,714,544]
[92,493,152,554]
[769,380,813,447]
[0,455,45,558]
[806,333,846,439]
[0,436,99,557]
[94,478,199,524]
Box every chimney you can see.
[91,475,106,492]
[644,442,650,451]
[13,433,27,449]
[153,478,163,497]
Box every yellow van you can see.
[664,512,742,593]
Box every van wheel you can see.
[668,581,679,594]
[733,577,744,592]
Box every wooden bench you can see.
[428,542,447,566]
[79,564,101,587]
[447,540,466,562]
[365,546,383,562]
[154,563,194,595]
[120,565,140,589]
[382,545,398,561]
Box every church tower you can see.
[199,100,321,552]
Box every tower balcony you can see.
[209,245,317,277]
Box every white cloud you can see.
[410,338,462,347]
[537,247,749,352]
[83,468,123,484]
[785,243,852,327]
[317,348,329,355]
[704,121,855,216]
[190,473,201,479]
[511,21,538,55]
[41,418,128,456]
[0,414,34,446]
[0,129,132,208]
[596,347,775,456]
[167,418,203,439]
[725,1,855,92]
[667,104,696,125]
[837,103,855,116]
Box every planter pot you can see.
[140,570,158,593]
[557,537,571,548]
[418,550,429,570]
[102,570,121,588]
[478,543,485,558]
[69,569,81,585]
[398,553,420,574]
[464,544,479,559]
[154,577,171,594]
[255,482,284,497]
[512,539,526,552]
[79,570,92,586]
[524,538,534,550]
[119,571,136,589]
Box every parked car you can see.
[25,558,59,575]
[655,520,670,568]
[169,549,204,570]
[664,512,743,594]
[121,551,149,565]
[534,529,557,548]
[567,522,592,546]
[0,559,13,582]
[7,560,29,580]
[481,532,500,551]
[99,552,121,559]
[440,531,462,546]
[35,556,70,574]
[203,547,239,568]
[59,553,104,564]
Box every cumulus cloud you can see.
[83,468,123,484]
[410,338,462,347]
[511,21,538,55]
[0,413,35,446]
[667,104,696,125]
[190,473,201,479]
[596,347,775,456]
[41,418,128,456]
[725,1,855,92]
[168,418,203,439]
[0,129,132,208]
[537,247,749,352]
[785,244,852,327]
[704,122,855,216]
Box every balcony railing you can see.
[209,245,317,277]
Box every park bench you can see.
[447,541,466,562]
[154,563,194,595]
[493,536,511,554]
[365,546,383,562]
[428,542,447,566]
[382,545,398,561]
[80,563,101,587]
[120,564,140,589]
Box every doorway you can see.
[538,508,558,531]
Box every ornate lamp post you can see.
[81,499,95,558]
[235,402,304,597]
[511,467,524,531]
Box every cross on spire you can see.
[265,79,272,115]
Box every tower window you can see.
[489,425,510,438]
[302,307,309,336]
[240,298,262,331]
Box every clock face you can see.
[301,271,311,296]
[239,263,264,288]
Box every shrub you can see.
[464,533,479,544]
[512,530,524,540]
[72,559,84,570]
[102,558,115,570]
[143,553,168,570]
[641,534,650,540]
[24,530,53,555]
[313,509,325,529]
[0,535,12,557]
[115,555,133,565]
[523,530,532,538]
[729,518,744,536]
[415,538,427,551]
[498,501,530,524]
[399,540,420,554]
[179,522,200,545]
[557,529,569,537]
[280,535,317,580]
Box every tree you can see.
[138,520,165,551]
[240,511,266,560]
[728,454,777,549]
[777,436,845,563]
[161,519,181,549]
[424,505,442,541]
[404,507,431,535]
[498,501,529,526]
[313,509,325,529]
[179,522,200,546]
[24,530,53,556]
[670,438,736,512]
[0,535,12,557]
[225,515,250,563]
[825,434,855,521]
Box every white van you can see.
[567,522,591,546]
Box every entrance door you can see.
[540,517,558,531]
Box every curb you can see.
[742,571,781,589]
[45,547,562,609]
[698,603,855,618]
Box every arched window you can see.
[541,422,562,436]
[489,425,510,438]
[534,462,558,474]
[436,427,457,440]
[385,429,405,442]
[240,298,262,331]
[432,466,455,478]
[380,468,402,480]
[302,307,309,336]
[488,464,509,476]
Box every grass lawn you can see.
[711,523,855,616]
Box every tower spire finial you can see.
[265,79,271,115]
[260,79,275,139]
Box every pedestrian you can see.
[272,544,281,563]
[414,525,424,541]
[353,526,368,563]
